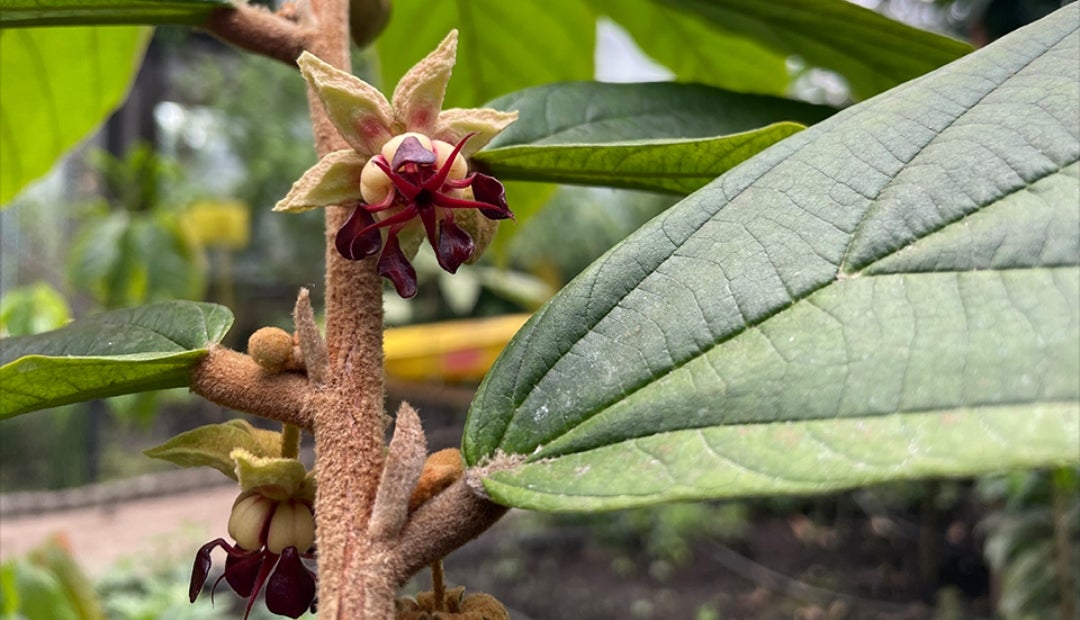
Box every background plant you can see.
[1,0,1077,618]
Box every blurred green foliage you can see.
[0,283,70,337]
[978,469,1080,619]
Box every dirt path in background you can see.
[0,483,237,575]
[1,479,983,620]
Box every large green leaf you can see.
[463,7,1080,511]
[589,0,790,95]
[474,82,834,194]
[660,0,973,100]
[375,0,595,108]
[0,301,233,418]
[0,0,230,27]
[0,27,150,205]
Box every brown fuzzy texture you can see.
[190,347,313,431]
[248,326,295,372]
[396,587,510,619]
[202,4,311,67]
[368,403,428,542]
[200,4,514,616]
[390,477,509,585]
[298,2,394,617]
[408,448,464,512]
[293,288,329,385]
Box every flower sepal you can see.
[231,448,314,502]
[274,30,519,297]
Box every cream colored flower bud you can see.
[381,132,433,165]
[267,499,315,554]
[432,139,468,181]
[360,157,394,204]
[228,492,274,551]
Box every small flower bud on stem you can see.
[249,327,295,373]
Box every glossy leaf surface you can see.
[589,0,791,95]
[375,0,594,108]
[463,7,1080,511]
[0,301,233,418]
[475,82,835,194]
[662,0,973,100]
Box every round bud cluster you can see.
[227,491,315,554]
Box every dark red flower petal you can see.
[469,173,513,220]
[377,234,418,298]
[436,218,474,273]
[335,207,382,260]
[391,135,436,171]
[189,540,222,602]
[265,547,317,619]
[224,551,263,598]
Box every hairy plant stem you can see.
[431,560,447,612]
[294,1,394,617]
[192,4,510,617]
[203,4,311,67]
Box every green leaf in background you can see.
[0,560,79,620]
[589,0,790,95]
[0,26,150,206]
[487,180,559,265]
[26,535,105,620]
[67,211,207,308]
[659,0,973,100]
[474,81,834,194]
[0,0,230,27]
[0,282,71,337]
[0,301,233,418]
[463,7,1080,511]
[375,0,594,108]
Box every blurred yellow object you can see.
[383,314,530,383]
[182,199,250,249]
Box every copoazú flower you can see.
[189,490,317,619]
[275,31,517,298]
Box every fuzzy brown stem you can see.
[202,4,311,67]
[200,3,510,616]
[190,347,314,431]
[390,478,509,585]
[298,0,390,617]
[293,287,329,385]
[431,560,447,612]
